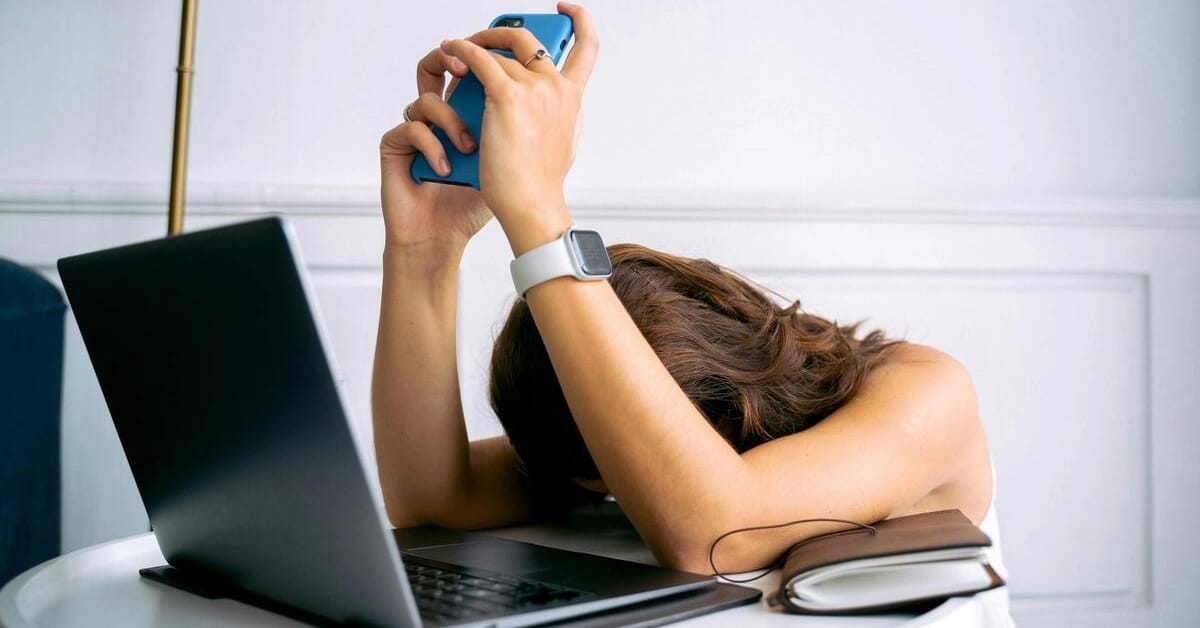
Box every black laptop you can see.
[57,216,759,627]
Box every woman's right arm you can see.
[373,246,532,529]
[371,45,533,530]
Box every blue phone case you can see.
[410,14,574,189]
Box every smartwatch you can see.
[510,226,612,297]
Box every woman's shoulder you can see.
[849,340,985,483]
[861,342,992,523]
[860,341,976,401]
[880,341,966,368]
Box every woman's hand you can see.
[438,1,599,256]
[379,45,491,271]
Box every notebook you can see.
[57,216,759,627]
[769,509,1004,615]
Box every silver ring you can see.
[402,102,415,123]
[522,48,549,67]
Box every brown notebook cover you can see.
[773,509,1005,615]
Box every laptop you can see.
[57,216,757,627]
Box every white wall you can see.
[2,1,1198,626]
[3,0,1197,196]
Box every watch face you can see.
[569,230,612,276]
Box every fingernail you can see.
[437,156,451,175]
[460,132,475,151]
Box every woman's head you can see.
[488,244,899,499]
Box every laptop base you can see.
[140,563,761,628]
[140,565,343,627]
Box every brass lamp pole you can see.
[167,0,198,236]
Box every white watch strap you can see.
[510,229,576,297]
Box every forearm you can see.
[523,275,751,569]
[371,245,471,526]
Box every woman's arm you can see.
[371,42,534,530]
[521,278,986,573]
[372,246,532,529]
[443,2,988,573]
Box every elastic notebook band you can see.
[707,517,877,583]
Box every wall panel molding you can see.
[2,181,1199,228]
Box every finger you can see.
[406,92,477,153]
[464,26,556,74]
[557,2,599,86]
[382,122,452,176]
[489,51,526,80]
[440,38,513,90]
[416,46,471,97]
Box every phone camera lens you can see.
[496,17,523,28]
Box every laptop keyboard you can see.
[401,553,589,625]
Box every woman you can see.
[372,1,996,577]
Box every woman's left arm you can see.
[519,279,985,574]
[443,2,985,573]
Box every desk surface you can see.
[0,520,990,628]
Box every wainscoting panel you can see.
[752,270,1149,605]
[2,186,1197,626]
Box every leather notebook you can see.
[770,509,1005,615]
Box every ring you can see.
[522,49,549,67]
[402,102,415,123]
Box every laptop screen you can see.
[58,216,418,626]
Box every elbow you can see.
[636,512,725,574]
[650,539,716,575]
[383,494,423,530]
[652,533,768,576]
[641,482,778,575]
[646,512,768,576]
[379,480,439,530]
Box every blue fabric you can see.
[0,258,64,586]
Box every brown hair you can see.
[488,244,901,504]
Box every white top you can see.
[970,458,1015,628]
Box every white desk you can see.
[0,522,992,627]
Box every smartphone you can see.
[410,14,575,189]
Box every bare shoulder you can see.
[853,342,991,521]
[879,341,971,375]
[854,341,977,411]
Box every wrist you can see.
[383,240,465,281]
[509,225,613,297]
[496,199,574,257]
